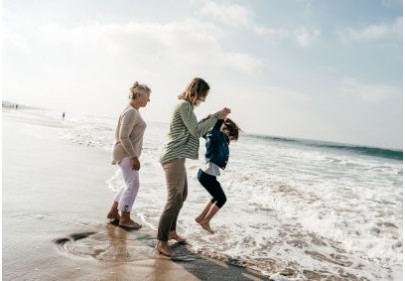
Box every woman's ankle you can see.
[107,211,120,219]
[157,240,168,247]
[120,218,134,224]
[156,241,172,256]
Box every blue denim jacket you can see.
[203,120,229,169]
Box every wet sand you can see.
[2,110,267,281]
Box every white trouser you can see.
[114,157,140,212]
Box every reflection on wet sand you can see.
[53,223,268,280]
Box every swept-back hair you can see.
[129,81,151,100]
[222,118,241,141]
[178,77,210,106]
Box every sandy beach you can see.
[2,110,267,281]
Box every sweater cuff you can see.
[129,153,138,159]
[212,112,221,120]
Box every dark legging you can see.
[197,169,227,208]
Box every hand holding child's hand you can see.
[217,107,231,119]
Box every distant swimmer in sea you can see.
[107,81,151,230]
[62,112,65,120]
[195,118,241,234]
[156,77,230,257]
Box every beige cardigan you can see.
[111,105,146,164]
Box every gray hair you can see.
[129,81,151,99]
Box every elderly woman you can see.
[106,81,151,230]
[156,77,230,256]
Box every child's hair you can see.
[222,118,241,141]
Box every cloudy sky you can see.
[2,0,403,149]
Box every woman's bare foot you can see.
[119,219,142,230]
[107,202,120,221]
[199,221,215,234]
[168,231,187,243]
[106,211,120,221]
[156,241,172,257]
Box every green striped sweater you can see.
[160,100,219,164]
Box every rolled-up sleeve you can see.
[179,102,219,138]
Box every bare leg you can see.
[199,204,220,234]
[195,200,214,223]
[156,240,173,257]
[119,211,142,229]
[107,201,120,221]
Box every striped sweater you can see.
[160,100,220,164]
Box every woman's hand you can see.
[216,107,231,119]
[131,157,141,171]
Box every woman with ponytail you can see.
[106,81,151,230]
[156,77,230,256]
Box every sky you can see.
[2,0,403,149]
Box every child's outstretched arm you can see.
[202,119,224,139]
[212,119,224,131]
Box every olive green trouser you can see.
[157,158,188,241]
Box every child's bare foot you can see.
[168,231,187,243]
[199,221,215,234]
[195,216,203,224]
[156,241,173,257]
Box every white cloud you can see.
[193,0,321,48]
[2,10,263,116]
[253,25,320,47]
[3,16,261,74]
[294,0,314,13]
[340,17,402,42]
[194,0,251,27]
[341,78,402,102]
[252,25,290,39]
[294,27,321,47]
[262,85,311,103]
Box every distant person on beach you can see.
[195,118,240,234]
[15,104,18,110]
[156,77,230,256]
[62,112,65,120]
[107,81,151,230]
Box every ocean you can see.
[14,108,403,280]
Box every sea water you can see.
[12,108,403,280]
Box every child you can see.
[195,118,240,234]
